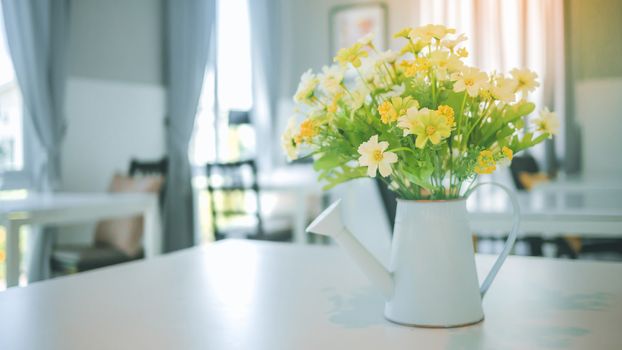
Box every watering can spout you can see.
[306,199,394,299]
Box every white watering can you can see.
[307,182,520,327]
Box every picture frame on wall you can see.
[329,2,388,59]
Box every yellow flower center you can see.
[426,125,436,135]
[373,150,384,162]
[464,78,475,86]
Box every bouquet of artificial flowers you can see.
[282,24,558,200]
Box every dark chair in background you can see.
[51,157,167,275]
[376,179,397,232]
[206,159,291,242]
[509,154,552,257]
[130,157,168,177]
[130,157,168,205]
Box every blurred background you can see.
[0,0,621,290]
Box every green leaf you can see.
[313,153,342,171]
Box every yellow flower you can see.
[533,107,559,136]
[399,108,451,148]
[327,92,342,113]
[502,146,513,160]
[293,69,319,104]
[281,117,299,160]
[399,40,427,55]
[457,47,469,58]
[411,24,456,42]
[297,118,317,143]
[334,42,368,68]
[357,135,398,177]
[378,101,396,124]
[452,67,489,97]
[437,105,455,127]
[510,68,539,94]
[378,96,418,124]
[401,57,430,77]
[393,27,413,39]
[474,150,496,174]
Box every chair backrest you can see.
[509,155,540,191]
[129,158,168,177]
[128,157,168,204]
[205,159,264,240]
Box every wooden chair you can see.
[205,159,291,242]
[51,157,167,275]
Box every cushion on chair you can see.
[51,243,141,273]
[94,174,163,257]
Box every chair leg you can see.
[524,236,544,257]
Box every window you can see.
[0,4,24,177]
[190,0,253,165]
[190,0,254,241]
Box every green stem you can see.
[388,146,416,155]
[431,75,437,108]
[456,93,469,152]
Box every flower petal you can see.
[378,161,393,177]
[383,151,398,163]
[367,163,378,177]
[415,135,427,148]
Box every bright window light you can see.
[216,0,253,112]
[190,0,253,166]
[0,4,24,172]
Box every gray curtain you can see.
[163,0,215,252]
[2,0,69,281]
[249,0,281,172]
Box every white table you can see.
[0,240,620,349]
[258,165,323,243]
[468,186,622,237]
[0,192,162,288]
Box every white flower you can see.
[442,33,467,51]
[490,76,518,103]
[294,69,319,104]
[281,117,299,160]
[318,65,345,94]
[510,68,539,95]
[359,56,382,84]
[357,32,375,48]
[357,135,398,177]
[344,81,370,110]
[377,49,399,64]
[379,84,405,100]
[451,67,489,97]
[533,108,559,136]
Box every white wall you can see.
[59,0,166,244]
[69,0,164,85]
[62,78,166,192]
[279,0,420,99]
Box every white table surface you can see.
[260,165,323,243]
[0,239,620,349]
[0,192,162,287]
[467,186,622,237]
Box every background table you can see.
[467,186,622,237]
[0,240,620,349]
[0,192,162,288]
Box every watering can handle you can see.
[466,182,521,298]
